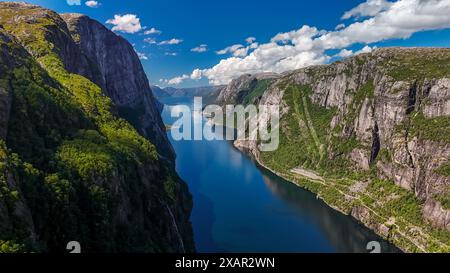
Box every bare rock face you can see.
[61,13,174,160]
[423,199,450,230]
[423,78,450,118]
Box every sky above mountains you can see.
[6,0,450,87]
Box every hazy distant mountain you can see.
[151,85,225,104]
[151,85,171,99]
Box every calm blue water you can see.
[161,97,399,253]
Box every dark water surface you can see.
[161,97,400,253]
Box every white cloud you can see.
[335,23,346,30]
[106,14,142,34]
[216,44,244,55]
[144,37,157,44]
[158,38,183,45]
[67,0,80,5]
[172,0,450,85]
[245,37,257,44]
[137,52,148,60]
[168,75,189,85]
[85,1,100,8]
[355,45,377,55]
[333,46,376,58]
[335,49,354,58]
[191,44,208,53]
[144,27,162,35]
[216,42,258,57]
[133,45,148,60]
[165,52,178,56]
[342,0,393,20]
[191,69,203,80]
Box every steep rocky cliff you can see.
[61,13,174,160]
[0,2,193,253]
[223,47,450,252]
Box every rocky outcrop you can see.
[61,13,174,160]
[228,48,450,233]
[423,78,450,118]
[216,72,279,104]
[423,199,450,230]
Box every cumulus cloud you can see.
[85,1,100,8]
[335,23,346,30]
[144,27,162,35]
[67,0,80,5]
[191,44,208,53]
[216,44,244,55]
[168,75,189,85]
[190,69,203,80]
[356,45,377,54]
[173,0,450,85]
[335,49,354,58]
[216,42,259,57]
[106,14,142,34]
[158,38,183,45]
[342,0,393,19]
[245,37,257,44]
[334,45,376,59]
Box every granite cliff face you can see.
[222,48,450,252]
[0,2,193,253]
[61,13,174,160]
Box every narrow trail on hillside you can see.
[288,167,448,252]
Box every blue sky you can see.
[5,0,450,87]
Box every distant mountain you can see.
[151,85,225,104]
[151,85,171,99]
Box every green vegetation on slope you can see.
[436,163,450,177]
[0,7,183,252]
[260,84,335,172]
[242,79,271,105]
[407,112,450,143]
[381,49,450,81]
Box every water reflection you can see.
[258,169,401,253]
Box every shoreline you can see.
[232,144,410,253]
